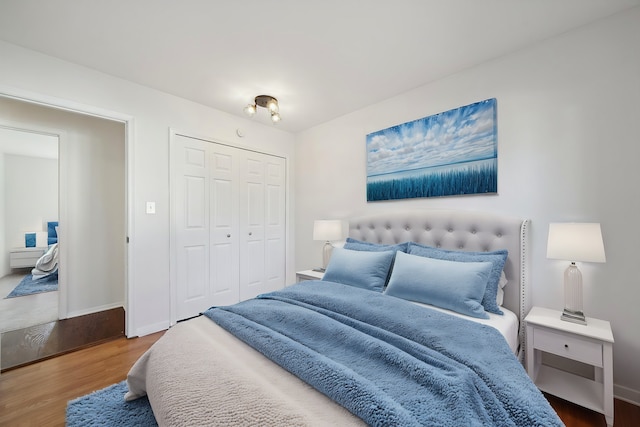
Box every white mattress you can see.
[411,302,520,354]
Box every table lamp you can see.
[546,222,606,325]
[313,220,343,271]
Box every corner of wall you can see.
[614,384,640,407]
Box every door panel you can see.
[185,175,206,228]
[184,245,207,300]
[209,146,240,306]
[173,135,210,320]
[264,156,286,292]
[239,152,266,301]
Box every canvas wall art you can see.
[366,98,497,201]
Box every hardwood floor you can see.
[547,393,640,426]
[0,330,638,426]
[0,330,164,426]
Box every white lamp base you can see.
[321,241,334,270]
[562,262,587,325]
[312,241,334,272]
[561,309,586,325]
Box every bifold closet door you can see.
[209,143,241,306]
[263,154,286,295]
[172,134,286,321]
[172,135,212,321]
[238,151,286,301]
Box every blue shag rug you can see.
[66,381,157,427]
[4,272,58,298]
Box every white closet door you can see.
[239,151,267,301]
[264,155,286,293]
[209,144,240,306]
[172,133,287,321]
[238,151,286,300]
[173,135,211,321]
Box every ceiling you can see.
[0,0,638,133]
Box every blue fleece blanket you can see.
[204,281,562,427]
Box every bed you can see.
[125,209,562,426]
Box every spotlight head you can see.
[243,104,256,117]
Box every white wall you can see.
[4,153,58,248]
[0,39,296,337]
[295,9,640,403]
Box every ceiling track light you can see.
[244,95,281,123]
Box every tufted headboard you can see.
[348,209,530,357]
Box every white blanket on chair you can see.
[31,243,59,278]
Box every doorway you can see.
[0,94,130,370]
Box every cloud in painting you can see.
[367,99,497,177]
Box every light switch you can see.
[146,201,156,214]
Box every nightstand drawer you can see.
[534,327,602,366]
[9,248,46,268]
[10,251,42,260]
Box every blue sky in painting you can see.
[367,98,497,177]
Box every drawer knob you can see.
[564,344,569,349]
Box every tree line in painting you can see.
[367,163,497,201]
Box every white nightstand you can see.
[525,306,614,427]
[296,269,324,282]
[9,247,46,268]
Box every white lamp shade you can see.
[546,223,606,263]
[313,220,342,241]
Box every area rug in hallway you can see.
[66,381,157,426]
[4,272,58,298]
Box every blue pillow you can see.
[47,221,59,245]
[343,238,409,288]
[25,233,36,247]
[322,247,395,292]
[384,251,491,319]
[408,242,507,315]
[344,237,409,253]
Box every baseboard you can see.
[615,384,640,406]
[64,302,124,319]
[135,320,170,338]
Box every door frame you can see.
[0,85,136,337]
[168,128,291,326]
